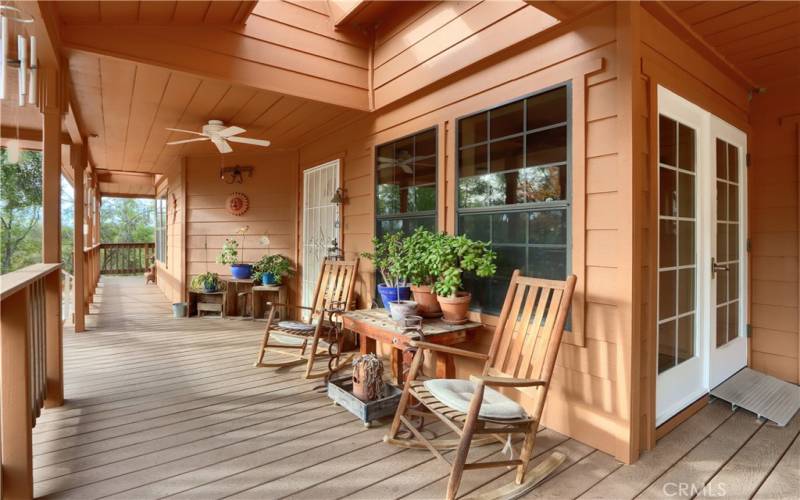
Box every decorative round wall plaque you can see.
[225,192,250,216]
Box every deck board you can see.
[34,277,798,499]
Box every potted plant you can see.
[361,232,417,321]
[403,227,443,318]
[191,272,221,293]
[217,225,252,279]
[430,234,497,324]
[253,254,294,285]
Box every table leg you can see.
[360,334,376,356]
[435,353,456,379]
[390,349,405,385]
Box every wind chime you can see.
[1,4,39,163]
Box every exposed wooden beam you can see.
[64,103,83,145]
[98,191,155,200]
[525,1,571,21]
[330,0,372,27]
[96,170,156,187]
[0,126,71,148]
[59,25,370,111]
[234,1,258,24]
[642,1,758,90]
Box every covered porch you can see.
[28,276,799,499]
[1,0,799,498]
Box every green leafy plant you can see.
[429,233,497,297]
[252,254,295,284]
[403,227,442,287]
[216,225,249,265]
[360,232,409,288]
[190,272,221,291]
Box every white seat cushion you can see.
[277,320,315,332]
[423,379,528,420]
[270,332,329,348]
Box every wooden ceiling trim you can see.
[173,1,212,24]
[707,8,799,46]
[675,1,754,25]
[137,73,203,171]
[204,1,244,24]
[719,23,800,56]
[60,25,370,110]
[251,1,366,48]
[228,92,283,128]
[730,36,800,66]
[285,0,330,17]
[694,2,797,37]
[120,66,171,172]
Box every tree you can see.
[0,148,43,274]
[100,198,154,243]
[61,176,74,274]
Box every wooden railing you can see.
[99,242,154,275]
[1,263,62,498]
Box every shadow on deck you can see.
[34,277,799,499]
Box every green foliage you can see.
[100,198,154,243]
[429,233,497,297]
[216,238,239,265]
[360,231,408,288]
[0,148,43,273]
[403,227,442,287]
[252,254,294,284]
[190,272,221,291]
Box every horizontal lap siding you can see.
[156,162,186,303]
[299,5,631,461]
[750,81,799,384]
[185,152,299,304]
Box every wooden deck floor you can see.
[34,276,799,499]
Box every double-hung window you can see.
[456,84,571,313]
[375,128,437,237]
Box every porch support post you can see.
[41,66,64,407]
[615,1,643,464]
[0,288,33,499]
[72,142,86,332]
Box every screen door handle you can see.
[712,258,729,278]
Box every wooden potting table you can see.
[341,308,482,385]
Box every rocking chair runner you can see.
[253,258,359,379]
[385,270,577,500]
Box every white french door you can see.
[301,160,340,316]
[655,87,748,425]
[709,119,748,388]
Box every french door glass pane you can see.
[658,114,697,372]
[715,138,741,347]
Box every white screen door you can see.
[656,87,748,425]
[301,160,340,316]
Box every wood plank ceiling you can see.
[667,1,800,86]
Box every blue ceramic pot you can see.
[377,283,411,307]
[230,264,252,280]
[203,283,217,293]
[261,272,277,285]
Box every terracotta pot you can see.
[411,285,442,318]
[436,292,472,325]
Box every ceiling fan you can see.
[165,120,271,154]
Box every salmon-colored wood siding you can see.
[297,4,638,462]
[155,161,186,303]
[184,151,299,304]
[750,80,800,384]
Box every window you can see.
[457,85,570,314]
[375,128,437,237]
[154,194,167,263]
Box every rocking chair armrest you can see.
[409,341,489,360]
[469,374,545,388]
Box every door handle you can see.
[712,258,729,278]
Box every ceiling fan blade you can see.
[166,128,206,136]
[213,139,233,154]
[166,137,209,145]
[218,126,246,138]
[227,136,271,147]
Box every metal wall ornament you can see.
[219,165,253,184]
[225,192,250,216]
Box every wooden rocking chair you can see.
[385,270,577,500]
[253,258,359,379]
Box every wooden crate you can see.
[327,376,402,427]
